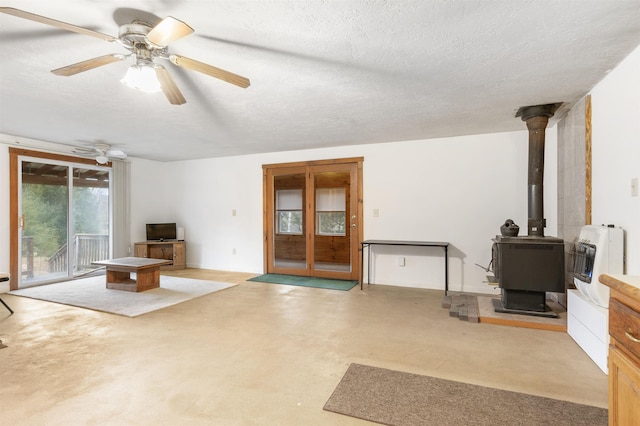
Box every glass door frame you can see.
[9,148,113,290]
[267,165,309,277]
[263,157,363,281]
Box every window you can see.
[276,189,303,234]
[315,188,346,236]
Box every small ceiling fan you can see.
[73,143,127,164]
[0,7,250,105]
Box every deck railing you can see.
[46,234,109,273]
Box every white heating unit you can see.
[567,225,624,373]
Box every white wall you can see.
[129,157,176,244]
[130,128,558,295]
[0,126,557,296]
[589,44,640,274]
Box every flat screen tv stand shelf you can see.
[134,240,186,270]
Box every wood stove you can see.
[491,103,565,315]
[492,235,564,312]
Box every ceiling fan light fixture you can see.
[120,64,161,93]
[2,7,250,106]
[95,154,109,164]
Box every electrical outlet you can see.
[232,248,236,255]
[398,257,405,267]
[632,177,638,197]
[373,208,379,217]
[232,209,237,216]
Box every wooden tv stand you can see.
[134,240,186,270]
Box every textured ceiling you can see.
[1,0,639,162]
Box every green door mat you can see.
[248,274,358,291]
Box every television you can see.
[146,223,177,241]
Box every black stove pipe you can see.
[516,103,562,237]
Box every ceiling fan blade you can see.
[72,147,97,155]
[147,16,194,47]
[0,7,116,42]
[169,54,250,88]
[51,54,125,76]
[156,66,186,105]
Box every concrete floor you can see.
[0,269,607,425]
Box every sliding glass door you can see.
[16,156,111,288]
[71,167,111,277]
[20,160,70,284]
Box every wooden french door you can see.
[263,158,363,281]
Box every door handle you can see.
[626,330,640,343]
[20,214,25,230]
[351,223,357,228]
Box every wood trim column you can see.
[585,95,592,225]
[9,150,19,290]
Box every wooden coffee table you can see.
[92,257,173,292]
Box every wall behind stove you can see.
[557,96,588,292]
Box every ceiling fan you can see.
[73,143,127,164]
[0,7,250,105]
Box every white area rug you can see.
[10,275,236,317]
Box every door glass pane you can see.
[273,174,306,270]
[276,189,303,234]
[21,161,69,285]
[314,172,351,272]
[316,188,346,236]
[72,167,110,276]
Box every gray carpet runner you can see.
[324,363,608,425]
